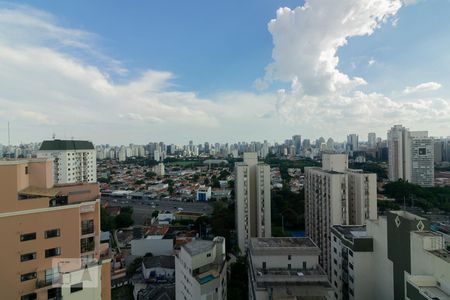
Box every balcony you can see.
[36,276,62,289]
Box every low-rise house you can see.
[142,255,175,282]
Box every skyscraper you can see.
[37,139,96,184]
[304,154,377,277]
[235,152,271,252]
[368,132,376,148]
[292,135,302,154]
[387,125,434,187]
[347,134,359,151]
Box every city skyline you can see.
[1,1,450,144]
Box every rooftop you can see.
[39,139,94,151]
[183,240,214,256]
[0,158,50,165]
[332,225,369,240]
[142,255,175,269]
[251,237,317,249]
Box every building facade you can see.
[37,140,96,184]
[247,237,332,300]
[331,211,450,300]
[304,154,377,277]
[0,159,110,300]
[388,125,434,187]
[175,237,227,300]
[235,152,271,252]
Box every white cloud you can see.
[403,82,442,94]
[260,0,450,136]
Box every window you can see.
[21,272,37,282]
[349,250,353,257]
[45,247,61,258]
[70,282,83,293]
[206,253,211,258]
[81,220,94,235]
[303,261,307,269]
[21,252,36,262]
[45,229,60,239]
[288,255,291,260]
[21,293,37,300]
[349,263,354,270]
[25,166,29,175]
[262,262,266,269]
[20,232,36,242]
[81,237,95,253]
[48,288,61,299]
[288,264,291,270]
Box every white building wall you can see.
[130,239,173,256]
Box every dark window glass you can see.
[45,247,61,258]
[21,252,36,262]
[45,229,60,239]
[21,293,37,300]
[20,272,37,282]
[80,237,95,253]
[20,232,36,242]
[70,282,83,293]
[81,219,94,235]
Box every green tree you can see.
[100,207,115,231]
[227,257,248,300]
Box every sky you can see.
[1,0,450,145]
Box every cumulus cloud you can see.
[261,0,450,135]
[0,4,281,143]
[403,82,442,94]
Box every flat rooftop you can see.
[183,240,214,256]
[251,237,317,248]
[332,225,369,240]
[0,158,51,165]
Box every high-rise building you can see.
[175,237,227,300]
[235,152,271,252]
[304,154,377,277]
[388,125,434,187]
[347,134,359,152]
[434,139,443,163]
[0,158,111,300]
[368,132,376,148]
[247,237,332,299]
[331,211,450,300]
[292,135,302,154]
[37,140,96,184]
[410,131,434,187]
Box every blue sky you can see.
[0,0,450,144]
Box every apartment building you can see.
[388,125,434,187]
[235,152,271,252]
[331,211,450,300]
[304,154,377,277]
[0,159,111,300]
[37,140,96,184]
[175,237,227,300]
[247,237,332,299]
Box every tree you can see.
[100,207,115,231]
[135,179,145,185]
[126,257,143,277]
[145,171,157,178]
[152,210,159,218]
[228,257,248,300]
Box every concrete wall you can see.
[130,238,173,256]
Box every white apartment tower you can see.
[388,125,434,187]
[175,237,227,300]
[304,154,377,277]
[38,139,96,184]
[235,152,271,252]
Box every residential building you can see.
[388,125,434,187]
[141,255,175,282]
[0,158,111,300]
[235,152,271,252]
[37,139,96,184]
[247,237,332,299]
[331,211,450,300]
[175,237,227,300]
[368,132,376,149]
[153,162,165,176]
[304,154,377,277]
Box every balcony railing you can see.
[36,276,61,289]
